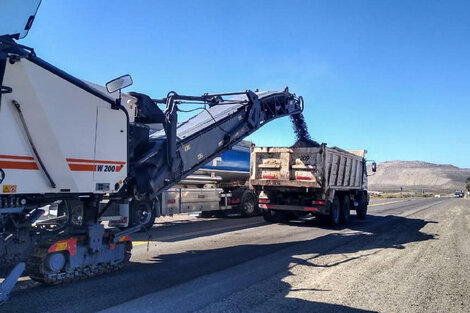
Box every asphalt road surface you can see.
[3,197,470,313]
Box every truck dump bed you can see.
[250,144,366,191]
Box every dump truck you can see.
[250,144,376,225]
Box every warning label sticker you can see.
[2,185,17,193]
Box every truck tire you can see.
[329,196,341,226]
[340,195,351,224]
[240,190,258,217]
[129,200,156,231]
[356,192,368,219]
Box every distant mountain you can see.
[368,161,470,193]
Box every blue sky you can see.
[22,0,470,167]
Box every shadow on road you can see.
[131,216,266,243]
[4,214,436,313]
[146,214,436,271]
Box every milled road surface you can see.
[3,198,470,313]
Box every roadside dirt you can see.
[197,199,470,313]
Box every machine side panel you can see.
[0,59,126,194]
[93,107,127,191]
[0,90,46,194]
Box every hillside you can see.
[368,161,470,193]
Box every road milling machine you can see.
[0,1,303,302]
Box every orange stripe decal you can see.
[66,158,126,165]
[68,164,96,171]
[0,160,38,170]
[0,154,35,161]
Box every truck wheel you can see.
[240,191,258,217]
[356,193,368,219]
[262,209,274,223]
[329,196,341,226]
[340,195,350,224]
[129,200,156,231]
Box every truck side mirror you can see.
[372,162,377,172]
[106,74,133,93]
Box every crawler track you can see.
[26,238,131,285]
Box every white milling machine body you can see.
[0,48,131,196]
[0,1,304,303]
